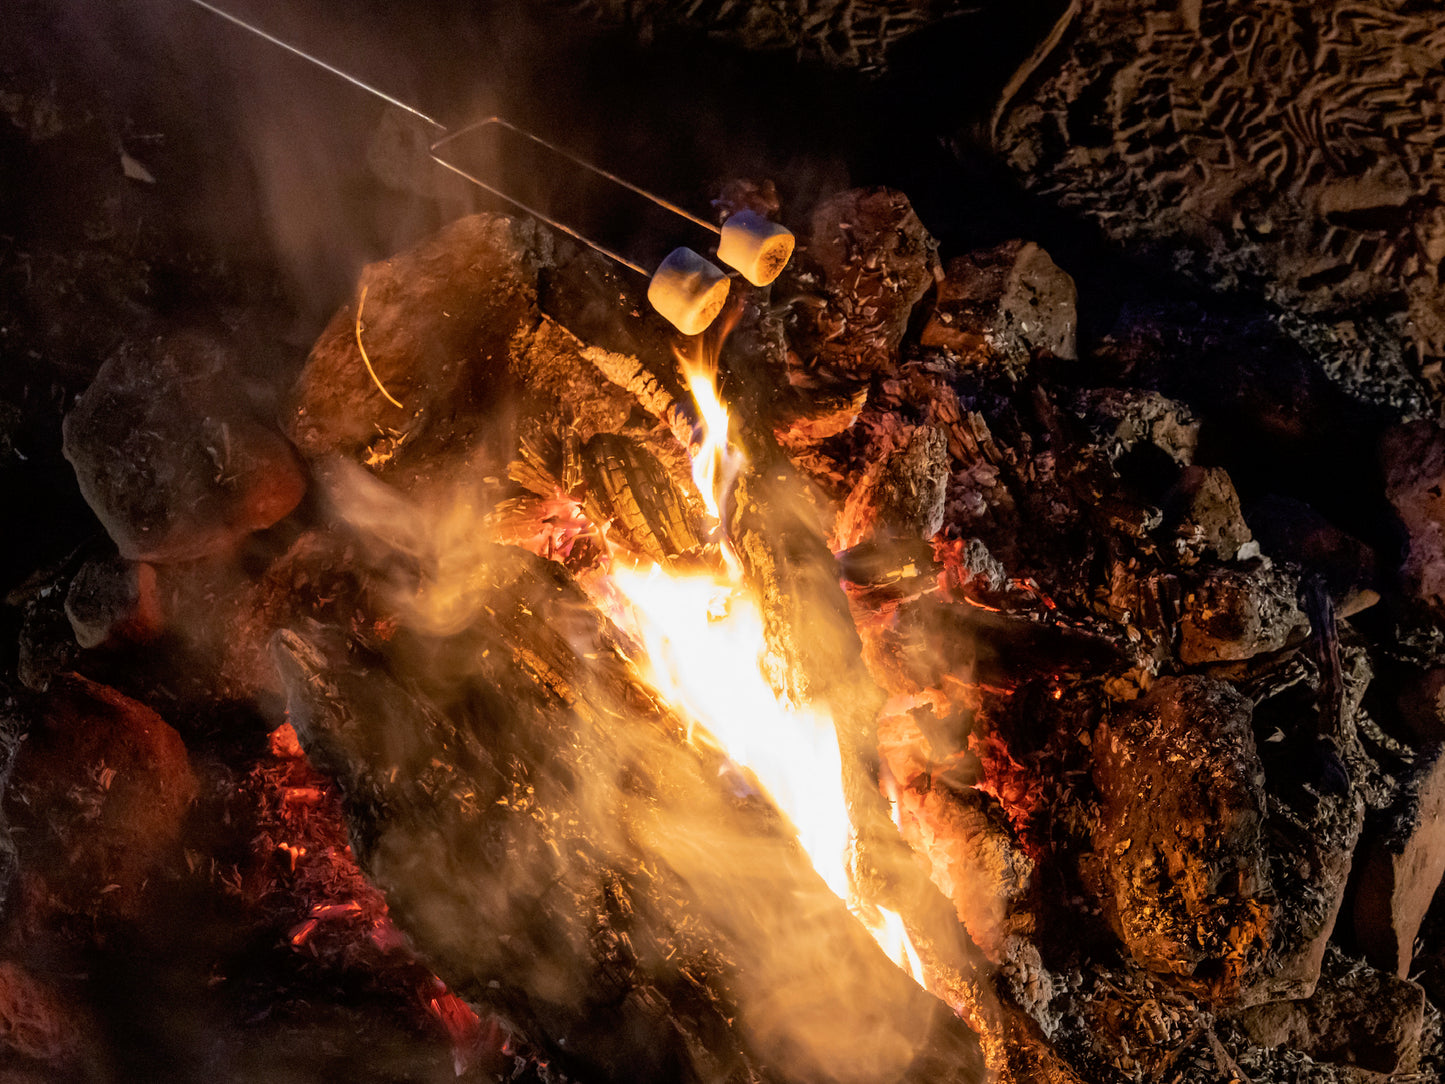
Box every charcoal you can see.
[1090,676,1272,1003]
[1233,948,1426,1077]
[1351,744,1445,978]
[992,0,1442,413]
[833,424,950,549]
[62,328,306,563]
[4,675,196,920]
[879,711,1036,966]
[1072,388,1201,469]
[274,544,986,1084]
[920,241,1078,365]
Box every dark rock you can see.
[63,554,161,649]
[1247,670,1366,1005]
[1397,666,1445,744]
[288,213,548,472]
[62,329,306,563]
[1234,949,1426,1077]
[920,240,1078,364]
[555,0,948,74]
[992,0,1442,413]
[1382,421,1445,615]
[1352,744,1445,977]
[1166,465,1252,567]
[1072,388,1200,467]
[1091,676,1272,1002]
[783,188,940,378]
[1246,496,1379,618]
[1179,563,1309,665]
[4,675,196,920]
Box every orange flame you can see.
[604,344,922,981]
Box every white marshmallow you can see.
[717,210,795,286]
[648,247,731,336]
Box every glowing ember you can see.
[603,347,922,980]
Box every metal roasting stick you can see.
[179,0,796,332]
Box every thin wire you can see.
[438,117,720,235]
[183,0,447,131]
[428,153,650,276]
[355,284,405,408]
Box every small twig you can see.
[1206,1026,1252,1084]
[355,284,404,409]
[1150,1026,1202,1083]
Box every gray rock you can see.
[1382,421,1445,615]
[1179,563,1309,665]
[1234,948,1426,1077]
[1352,744,1445,978]
[920,240,1078,364]
[1167,465,1252,566]
[63,329,306,563]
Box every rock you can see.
[1352,744,1445,977]
[288,213,549,470]
[992,0,1442,413]
[784,188,940,378]
[1397,666,1445,744]
[0,960,85,1068]
[1179,563,1309,665]
[1246,715,1365,1005]
[1233,949,1426,1077]
[1166,465,1252,566]
[1246,495,1379,617]
[920,240,1078,364]
[63,554,161,649]
[1072,388,1200,467]
[1382,421,1445,615]
[833,425,950,549]
[62,329,307,563]
[1091,676,1272,1002]
[4,675,197,919]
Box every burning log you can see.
[274,543,987,1084]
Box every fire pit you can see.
[5,1,1445,1081]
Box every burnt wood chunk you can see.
[1091,676,1272,1003]
[274,545,986,1084]
[834,425,950,550]
[288,213,545,472]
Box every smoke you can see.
[280,460,979,1083]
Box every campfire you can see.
[7,1,1445,1081]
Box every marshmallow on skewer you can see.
[648,247,731,336]
[717,210,795,286]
